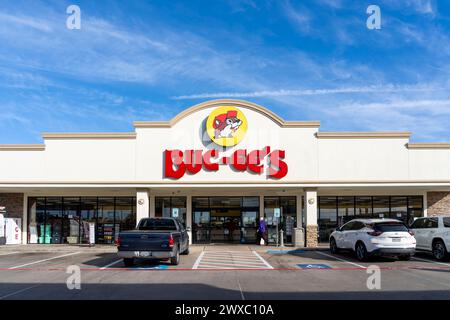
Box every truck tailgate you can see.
[119,231,171,251]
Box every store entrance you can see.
[192,196,259,244]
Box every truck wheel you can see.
[123,258,134,267]
[433,240,448,261]
[170,247,180,265]
[182,246,190,255]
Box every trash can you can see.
[293,227,305,247]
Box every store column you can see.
[186,195,192,245]
[305,188,318,247]
[296,194,302,228]
[149,194,156,218]
[136,189,150,226]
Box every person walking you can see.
[257,217,268,245]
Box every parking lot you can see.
[0,245,449,300]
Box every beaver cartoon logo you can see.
[206,106,248,147]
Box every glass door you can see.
[241,211,258,244]
[193,210,210,243]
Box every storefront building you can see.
[1,99,450,247]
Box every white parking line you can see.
[252,251,273,269]
[197,261,267,268]
[192,251,205,269]
[315,251,367,269]
[237,278,245,300]
[0,251,19,256]
[8,252,81,269]
[412,256,450,267]
[100,259,123,270]
[201,256,264,263]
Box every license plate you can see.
[139,251,151,257]
[392,238,401,242]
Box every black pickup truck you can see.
[116,217,189,266]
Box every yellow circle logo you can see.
[206,106,248,147]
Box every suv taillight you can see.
[367,230,382,236]
[168,235,175,248]
[115,237,121,247]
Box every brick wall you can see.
[427,192,450,216]
[0,193,24,219]
[306,225,318,248]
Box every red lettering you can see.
[247,146,270,174]
[185,150,202,174]
[203,149,219,171]
[268,150,288,179]
[232,149,247,171]
[163,148,288,179]
[164,150,185,179]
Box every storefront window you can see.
[63,197,80,244]
[96,198,115,244]
[318,197,337,243]
[80,197,97,244]
[355,196,372,219]
[155,197,187,226]
[210,197,241,208]
[373,196,390,219]
[390,196,407,222]
[338,197,355,225]
[46,197,63,244]
[318,195,424,243]
[408,196,423,226]
[27,197,45,244]
[28,196,135,245]
[115,197,136,234]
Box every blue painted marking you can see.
[297,264,332,269]
[130,265,169,270]
[267,249,305,254]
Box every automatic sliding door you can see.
[241,211,257,244]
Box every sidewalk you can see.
[0,244,118,253]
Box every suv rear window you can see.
[443,217,450,228]
[138,219,177,230]
[373,222,408,232]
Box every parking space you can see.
[0,246,449,299]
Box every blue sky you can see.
[0,0,450,143]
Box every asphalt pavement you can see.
[0,244,449,300]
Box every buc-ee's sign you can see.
[164,106,288,179]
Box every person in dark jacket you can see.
[256,217,268,245]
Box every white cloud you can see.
[172,83,444,100]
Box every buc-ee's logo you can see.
[164,106,288,179]
[206,106,247,147]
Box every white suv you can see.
[410,215,450,261]
[330,219,416,261]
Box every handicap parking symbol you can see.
[130,265,169,270]
[297,264,331,269]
